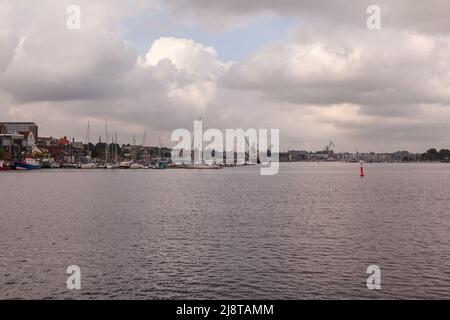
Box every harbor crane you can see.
[325,141,335,152]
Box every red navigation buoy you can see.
[360,164,365,177]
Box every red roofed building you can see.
[59,136,70,146]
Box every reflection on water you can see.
[0,163,449,299]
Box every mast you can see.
[85,121,90,157]
[115,132,118,162]
[111,135,114,164]
[143,131,147,147]
[132,135,136,161]
[159,136,162,161]
[105,119,109,163]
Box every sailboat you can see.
[183,117,222,169]
[82,121,96,169]
[81,163,97,169]
[155,136,169,169]
[119,160,133,169]
[184,163,222,169]
[130,162,144,169]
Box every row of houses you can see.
[279,150,422,163]
[336,151,421,162]
[0,122,39,160]
[0,122,173,164]
[0,122,71,161]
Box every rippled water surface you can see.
[1,163,449,299]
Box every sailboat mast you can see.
[115,132,118,162]
[105,119,109,163]
[111,135,114,163]
[86,121,90,156]
[159,136,162,161]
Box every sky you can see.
[1,0,450,152]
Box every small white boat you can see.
[50,162,61,168]
[119,161,133,169]
[130,163,144,169]
[81,163,97,169]
[62,163,79,169]
[184,163,222,169]
[235,160,245,166]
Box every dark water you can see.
[1,163,449,299]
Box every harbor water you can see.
[1,163,449,299]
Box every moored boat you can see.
[184,163,222,169]
[61,163,79,169]
[14,158,41,170]
[154,161,170,169]
[50,162,61,168]
[0,160,11,171]
[81,163,97,169]
[119,161,133,169]
[130,163,144,169]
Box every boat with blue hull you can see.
[14,158,41,170]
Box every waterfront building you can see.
[392,151,411,162]
[59,136,70,146]
[376,153,393,162]
[32,146,51,157]
[336,152,354,162]
[279,152,289,162]
[0,133,24,160]
[37,137,60,147]
[71,141,84,150]
[0,122,38,140]
[306,152,329,161]
[18,131,36,149]
[288,150,307,162]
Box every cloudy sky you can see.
[1,0,450,152]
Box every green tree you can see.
[0,149,7,160]
[438,149,450,161]
[423,148,438,161]
[34,152,45,160]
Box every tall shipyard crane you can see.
[325,141,335,152]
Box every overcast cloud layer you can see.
[1,0,450,152]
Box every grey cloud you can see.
[1,0,450,152]
[222,29,450,117]
[159,0,450,34]
[0,30,137,103]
